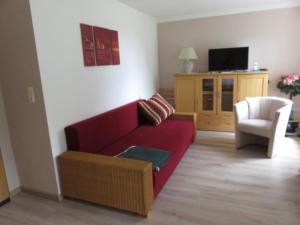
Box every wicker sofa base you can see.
[59,111,196,216]
[58,152,153,216]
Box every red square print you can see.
[80,24,96,66]
[110,30,120,65]
[93,26,112,66]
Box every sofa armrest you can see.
[169,112,197,128]
[169,112,197,141]
[58,151,153,216]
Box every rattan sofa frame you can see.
[58,112,196,217]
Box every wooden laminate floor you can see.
[1,132,300,225]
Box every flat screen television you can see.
[209,47,249,71]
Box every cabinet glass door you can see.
[218,76,237,114]
[199,77,216,113]
[203,79,214,111]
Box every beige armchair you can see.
[234,97,293,158]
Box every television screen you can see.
[209,47,249,71]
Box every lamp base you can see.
[184,61,194,73]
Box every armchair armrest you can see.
[234,100,249,123]
[268,103,292,157]
[58,151,153,216]
[272,104,292,134]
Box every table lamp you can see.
[178,47,198,73]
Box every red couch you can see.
[59,100,196,216]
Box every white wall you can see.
[0,88,20,192]
[0,0,58,196]
[29,0,158,193]
[158,7,300,110]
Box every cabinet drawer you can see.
[198,114,234,131]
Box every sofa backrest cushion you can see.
[65,100,140,153]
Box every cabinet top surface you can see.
[175,71,269,77]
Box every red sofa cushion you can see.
[65,101,141,153]
[99,118,194,197]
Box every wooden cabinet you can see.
[237,74,268,101]
[174,72,268,131]
[175,76,196,113]
[0,149,9,206]
[196,74,237,131]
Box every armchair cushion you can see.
[238,119,272,138]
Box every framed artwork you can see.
[110,30,120,65]
[80,24,96,66]
[80,24,120,67]
[93,26,112,66]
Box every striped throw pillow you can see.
[138,101,162,126]
[150,93,175,117]
[138,93,175,126]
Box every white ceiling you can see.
[118,0,300,22]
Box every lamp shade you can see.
[178,47,198,60]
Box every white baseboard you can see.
[10,186,21,197]
[21,187,63,202]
